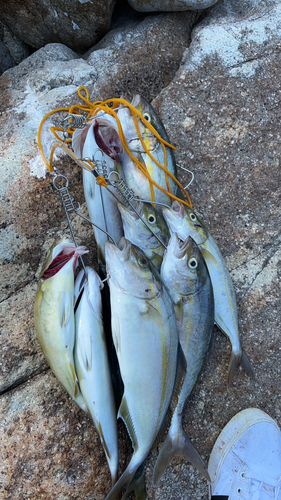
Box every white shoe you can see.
[208,408,281,500]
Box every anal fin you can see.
[118,396,138,451]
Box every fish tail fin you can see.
[227,349,255,388]
[109,462,118,487]
[241,350,255,381]
[227,351,241,388]
[105,456,141,500]
[153,426,210,485]
[121,463,146,500]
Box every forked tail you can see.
[153,425,210,485]
[105,454,143,500]
[227,349,255,388]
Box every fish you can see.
[117,95,177,208]
[104,238,180,499]
[72,114,125,267]
[162,201,254,387]
[34,237,88,412]
[117,200,170,271]
[74,267,119,485]
[154,233,213,484]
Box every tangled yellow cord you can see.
[37,86,192,208]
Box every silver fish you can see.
[34,237,88,412]
[117,94,177,207]
[74,267,119,485]
[104,238,179,500]
[72,114,124,266]
[154,233,213,483]
[117,200,169,271]
[162,201,254,387]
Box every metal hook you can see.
[52,174,117,268]
[53,174,86,272]
[61,114,88,141]
[107,172,167,249]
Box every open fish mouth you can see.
[105,238,131,265]
[41,245,88,280]
[174,234,190,259]
[92,118,123,163]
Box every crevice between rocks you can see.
[0,366,50,397]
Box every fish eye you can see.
[189,213,197,222]
[143,112,151,122]
[138,256,148,267]
[148,214,156,224]
[188,257,198,269]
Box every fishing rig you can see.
[38,87,195,265]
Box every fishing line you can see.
[37,86,193,208]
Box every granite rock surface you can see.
[1,1,281,499]
[0,0,117,52]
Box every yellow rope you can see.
[37,86,192,208]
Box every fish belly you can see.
[34,269,78,400]
[83,169,124,263]
[110,287,178,453]
[201,237,241,355]
[75,292,118,483]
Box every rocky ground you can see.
[0,0,281,499]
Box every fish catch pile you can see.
[34,87,254,499]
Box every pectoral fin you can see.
[78,334,93,373]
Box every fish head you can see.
[117,201,169,252]
[39,237,88,281]
[162,233,208,296]
[105,238,161,299]
[117,95,158,153]
[162,201,207,245]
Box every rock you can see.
[148,1,281,497]
[127,0,218,12]
[0,39,15,75]
[0,0,117,52]
[0,20,31,67]
[84,11,198,100]
[1,2,281,499]
[0,371,127,499]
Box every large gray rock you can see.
[127,0,218,12]
[0,0,117,52]
[149,1,281,497]
[0,39,14,74]
[0,20,31,66]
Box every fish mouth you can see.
[118,201,141,221]
[117,237,131,261]
[92,119,123,163]
[174,234,192,259]
[41,245,88,280]
[171,200,184,215]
